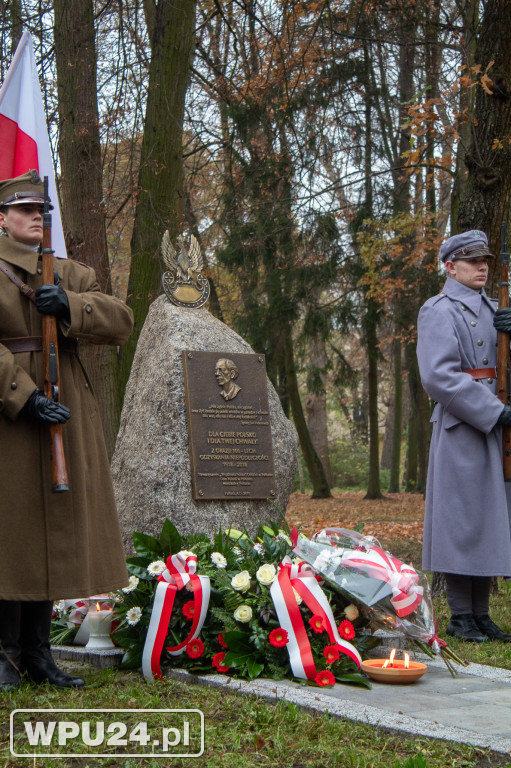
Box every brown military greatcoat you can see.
[0,236,133,600]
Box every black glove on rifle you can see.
[498,405,511,427]
[20,389,71,424]
[35,271,70,322]
[493,307,511,333]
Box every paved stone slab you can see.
[165,658,511,755]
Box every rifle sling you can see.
[0,259,37,303]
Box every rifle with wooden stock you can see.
[496,221,511,481]
[42,176,69,492]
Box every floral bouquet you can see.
[108,519,379,688]
[291,527,466,674]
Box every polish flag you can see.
[0,30,67,258]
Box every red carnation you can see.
[308,614,325,634]
[338,619,355,640]
[186,638,204,659]
[182,601,195,620]
[269,628,289,647]
[315,670,336,687]
[212,652,230,673]
[323,644,340,664]
[218,632,228,649]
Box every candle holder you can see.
[362,649,427,684]
[85,600,115,650]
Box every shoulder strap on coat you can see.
[0,259,36,303]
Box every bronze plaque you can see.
[182,350,277,500]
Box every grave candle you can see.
[361,648,427,684]
[85,602,115,650]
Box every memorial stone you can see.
[111,296,299,549]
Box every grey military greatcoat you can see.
[417,276,511,576]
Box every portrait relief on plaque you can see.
[182,350,277,501]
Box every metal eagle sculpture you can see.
[160,231,210,308]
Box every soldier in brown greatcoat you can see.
[0,171,134,689]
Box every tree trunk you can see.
[457,0,511,266]
[53,0,120,456]
[389,338,402,492]
[119,0,197,397]
[364,296,383,499]
[283,322,331,499]
[305,334,333,487]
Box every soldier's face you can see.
[0,203,43,246]
[445,256,489,291]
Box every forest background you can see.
[2,0,511,501]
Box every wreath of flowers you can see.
[104,519,377,688]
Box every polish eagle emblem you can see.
[160,231,210,308]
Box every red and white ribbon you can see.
[333,544,423,618]
[142,552,210,681]
[270,557,361,681]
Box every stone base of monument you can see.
[51,644,124,670]
[367,629,408,658]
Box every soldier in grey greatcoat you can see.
[417,230,511,643]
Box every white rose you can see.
[256,563,277,586]
[147,560,167,576]
[344,603,359,621]
[233,604,253,623]
[211,552,227,569]
[122,575,140,593]
[231,570,251,592]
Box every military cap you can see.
[0,170,53,209]
[439,230,495,263]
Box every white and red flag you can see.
[0,30,67,258]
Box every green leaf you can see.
[246,656,265,679]
[335,671,372,688]
[159,519,182,555]
[119,643,143,670]
[222,630,252,653]
[125,555,154,579]
[132,531,163,559]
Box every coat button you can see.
[461,305,467,310]
[470,321,477,326]
[10,382,17,390]
[477,339,483,346]
[85,305,92,313]
[487,378,494,384]
[37,267,42,275]
[483,358,488,364]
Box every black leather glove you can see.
[498,405,511,426]
[493,308,511,333]
[20,389,71,424]
[35,277,70,322]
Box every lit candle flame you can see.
[382,659,390,668]
[388,648,396,667]
[404,653,410,669]
[96,602,101,612]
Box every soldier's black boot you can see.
[446,613,487,642]
[473,614,511,642]
[0,600,22,691]
[20,601,85,688]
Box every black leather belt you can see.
[1,336,78,354]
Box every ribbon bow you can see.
[337,545,423,617]
[142,552,210,681]
[270,556,361,681]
